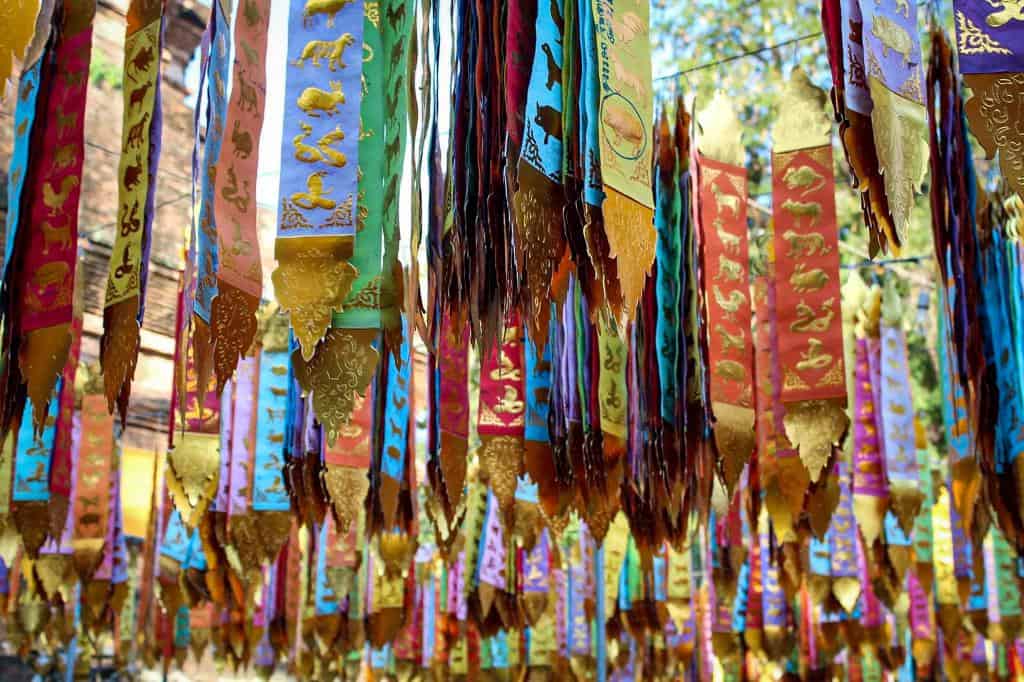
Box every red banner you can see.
[699,155,753,409]
[771,146,845,403]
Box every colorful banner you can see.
[697,99,754,495]
[101,0,164,417]
[210,0,271,388]
[273,0,363,358]
[591,0,655,315]
[771,70,848,485]
[953,0,1024,201]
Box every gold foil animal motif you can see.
[985,1,1024,27]
[297,81,346,117]
[303,0,356,28]
[789,264,830,293]
[712,285,747,318]
[781,199,822,227]
[716,324,745,352]
[715,219,741,254]
[293,33,356,71]
[790,299,836,333]
[795,338,833,371]
[782,230,831,257]
[782,165,825,194]
[715,253,743,282]
[870,14,914,67]
[41,219,71,255]
[317,126,348,167]
[715,359,747,382]
[294,122,320,162]
[42,176,79,215]
[291,170,336,210]
[711,182,741,216]
[492,387,525,415]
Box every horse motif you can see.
[715,219,741,254]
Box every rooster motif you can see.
[42,176,79,215]
[712,285,747,319]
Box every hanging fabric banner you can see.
[436,312,470,517]
[249,327,292,561]
[379,320,411,527]
[952,0,1024,201]
[858,0,928,245]
[696,93,754,496]
[478,314,526,519]
[318,0,387,455]
[771,69,848,486]
[72,392,114,582]
[191,0,229,402]
[225,354,259,575]
[852,336,887,548]
[167,327,221,529]
[50,310,83,544]
[824,0,896,254]
[513,0,565,345]
[210,0,271,390]
[322,372,372,536]
[100,0,165,420]
[273,0,363,359]
[0,1,41,99]
[878,281,921,533]
[11,381,60,556]
[590,0,655,316]
[17,0,93,435]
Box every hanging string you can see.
[839,255,931,270]
[653,32,823,82]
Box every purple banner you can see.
[523,530,550,594]
[854,338,888,498]
[860,0,925,103]
[953,0,1024,73]
[829,460,858,579]
[840,0,872,114]
[880,323,918,484]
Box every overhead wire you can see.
[653,32,824,82]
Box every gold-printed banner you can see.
[698,153,753,494]
[210,0,272,390]
[273,0,365,359]
[772,71,848,485]
[100,0,164,417]
[592,0,655,317]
